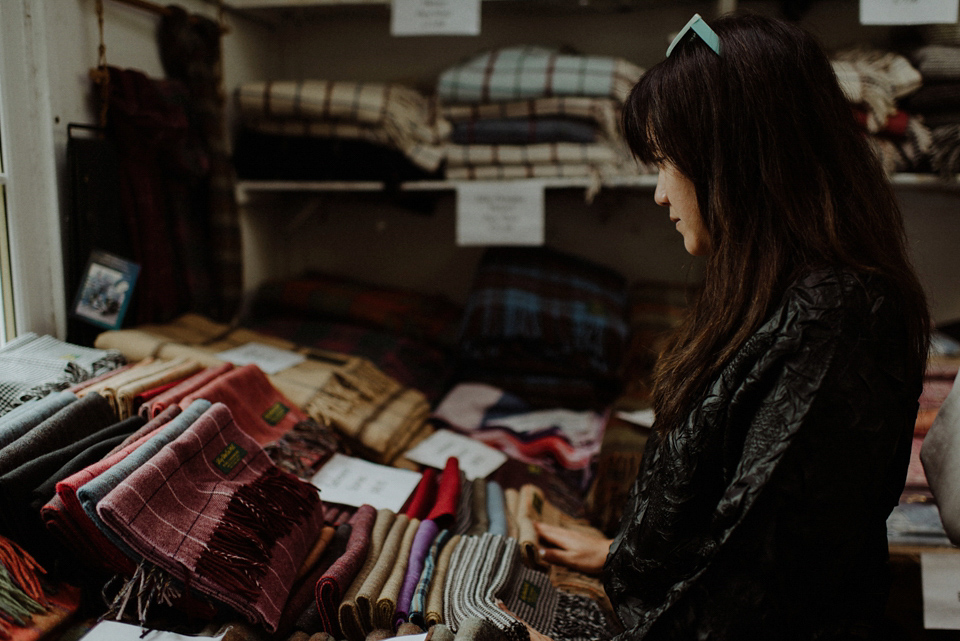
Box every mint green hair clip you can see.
[666,13,721,57]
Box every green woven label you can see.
[518,580,540,607]
[532,493,543,515]
[262,402,289,425]
[214,442,247,474]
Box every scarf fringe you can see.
[101,563,183,628]
[195,466,321,600]
[0,537,47,606]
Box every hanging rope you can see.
[90,0,110,129]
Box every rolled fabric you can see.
[356,515,411,633]
[97,402,324,631]
[374,517,420,630]
[396,519,440,624]
[504,488,520,540]
[426,457,461,526]
[142,362,234,419]
[466,478,488,536]
[409,529,452,629]
[404,468,438,520]
[179,363,309,446]
[317,505,378,637]
[485,481,507,537]
[425,534,462,627]
[339,509,398,641]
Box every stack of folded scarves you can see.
[905,43,960,176]
[233,80,449,183]
[436,46,646,181]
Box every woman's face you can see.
[655,162,711,256]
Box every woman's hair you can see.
[622,12,930,432]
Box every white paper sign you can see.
[860,0,959,25]
[921,553,960,629]
[404,429,507,480]
[81,621,225,641]
[391,0,481,36]
[616,408,656,428]
[456,180,545,246]
[310,453,423,511]
[215,342,306,375]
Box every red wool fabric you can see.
[404,468,438,520]
[96,402,324,631]
[316,504,378,637]
[178,363,307,445]
[143,363,234,419]
[426,457,461,524]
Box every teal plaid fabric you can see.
[438,47,643,105]
[409,528,452,628]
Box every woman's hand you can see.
[497,600,556,641]
[534,522,612,575]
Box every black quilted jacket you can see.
[602,269,921,641]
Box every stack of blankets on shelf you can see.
[903,32,960,177]
[435,46,645,181]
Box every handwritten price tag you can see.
[860,0,958,24]
[456,180,545,246]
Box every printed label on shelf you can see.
[921,552,960,629]
[455,180,545,246]
[310,453,423,511]
[860,0,959,25]
[391,0,481,36]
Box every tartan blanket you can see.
[97,402,324,631]
[451,118,598,145]
[442,96,621,142]
[458,246,629,380]
[446,163,634,182]
[444,141,627,168]
[437,47,643,105]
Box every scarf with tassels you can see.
[96,402,325,631]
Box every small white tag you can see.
[921,553,960,629]
[404,429,507,480]
[456,180,545,246]
[215,342,306,375]
[81,621,226,641]
[391,0,481,36]
[310,453,423,512]
[860,0,959,25]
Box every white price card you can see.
[215,342,306,375]
[310,453,423,512]
[81,620,226,641]
[860,0,959,25]
[921,552,960,629]
[456,180,545,246]
[403,429,507,480]
[391,0,481,36]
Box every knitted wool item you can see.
[466,478,489,535]
[404,468,438,520]
[454,473,474,535]
[504,489,520,540]
[97,402,324,631]
[282,523,352,636]
[409,529,452,629]
[396,519,440,623]
[486,481,507,536]
[113,358,203,418]
[0,391,76,451]
[356,514,411,633]
[340,509,398,641]
[141,362,234,419]
[77,358,187,417]
[425,534,461,627]
[374,517,421,630]
[106,404,182,457]
[317,505,378,637]
[426,457,462,525]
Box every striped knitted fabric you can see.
[374,517,420,630]
[486,481,507,537]
[425,533,461,627]
[409,528,452,628]
[0,391,76,451]
[356,514,410,633]
[317,504,378,637]
[466,478,489,536]
[396,519,440,623]
[97,402,324,631]
[339,508,397,641]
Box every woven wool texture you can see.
[356,514,410,633]
[316,504,377,637]
[339,508,397,641]
[374,517,421,630]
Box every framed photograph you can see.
[72,250,140,330]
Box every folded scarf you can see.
[113,358,202,418]
[296,525,338,583]
[443,97,621,142]
[374,517,420,630]
[910,44,960,82]
[426,457,461,526]
[485,481,508,537]
[286,523,352,635]
[356,514,411,634]
[451,118,598,145]
[339,509,397,641]
[107,404,182,457]
[77,358,188,417]
[466,478,489,536]
[425,533,461,627]
[180,363,308,446]
[141,362,234,419]
[404,468,438,520]
[0,392,76,451]
[97,402,324,631]
[409,528,452,629]
[396,519,440,623]
[317,504,378,637]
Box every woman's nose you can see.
[654,171,668,206]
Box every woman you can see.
[530,12,929,641]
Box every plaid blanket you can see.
[910,45,960,82]
[437,47,643,105]
[442,96,621,140]
[458,247,628,381]
[444,141,625,168]
[446,163,628,182]
[451,118,598,145]
[97,402,324,631]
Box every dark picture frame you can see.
[72,250,140,330]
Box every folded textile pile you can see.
[832,49,932,174]
[905,44,960,176]
[0,333,125,417]
[243,272,463,403]
[95,313,432,464]
[455,247,629,410]
[432,383,606,492]
[437,46,645,181]
[234,80,449,183]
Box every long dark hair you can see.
[622,12,930,432]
